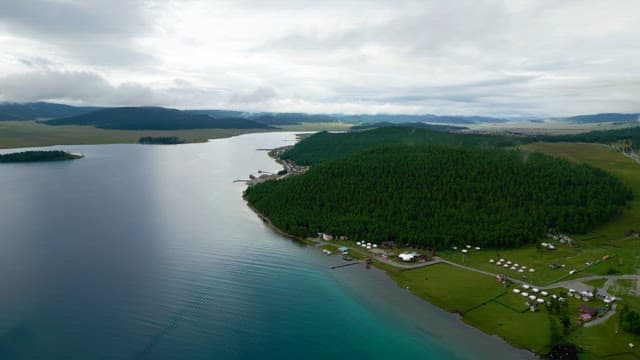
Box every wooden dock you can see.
[331,262,361,269]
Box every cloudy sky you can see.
[0,0,638,117]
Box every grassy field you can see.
[584,278,608,289]
[568,313,640,359]
[470,120,637,135]
[439,246,615,286]
[0,121,274,148]
[387,263,506,313]
[380,263,596,354]
[612,279,638,298]
[0,121,354,149]
[464,301,551,352]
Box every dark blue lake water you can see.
[0,133,532,359]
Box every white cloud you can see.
[0,0,638,116]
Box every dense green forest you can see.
[280,127,529,165]
[46,107,272,130]
[0,150,81,163]
[247,145,631,248]
[539,126,640,149]
[138,136,185,144]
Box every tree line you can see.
[0,150,80,163]
[138,136,185,144]
[280,126,530,165]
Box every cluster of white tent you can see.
[512,285,559,305]
[398,252,420,262]
[356,242,378,250]
[489,258,536,273]
[452,245,481,253]
[568,288,616,303]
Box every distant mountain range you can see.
[1,102,638,128]
[350,121,468,132]
[47,107,271,130]
[555,113,640,124]
[336,114,508,124]
[0,102,98,120]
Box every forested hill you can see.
[0,102,98,120]
[246,145,631,248]
[46,107,272,130]
[280,126,528,165]
[0,112,18,120]
[539,126,640,149]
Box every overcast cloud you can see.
[0,0,638,116]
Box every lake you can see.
[0,132,532,359]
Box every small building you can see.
[398,252,419,262]
[381,241,396,249]
[580,313,592,322]
[580,304,605,318]
[322,233,334,241]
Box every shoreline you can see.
[242,141,542,357]
[243,197,538,358]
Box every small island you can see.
[0,150,83,163]
[138,136,185,145]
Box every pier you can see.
[331,262,361,269]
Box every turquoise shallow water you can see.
[0,133,532,359]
